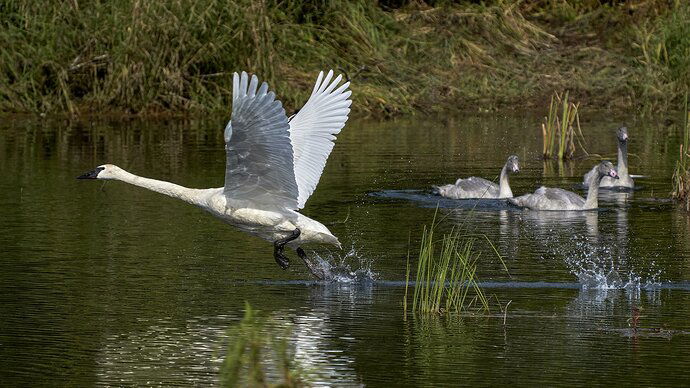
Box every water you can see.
[1,114,689,386]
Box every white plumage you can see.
[289,70,352,208]
[79,70,352,274]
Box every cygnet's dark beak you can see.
[513,166,520,173]
[609,169,619,179]
[77,167,104,180]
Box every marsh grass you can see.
[404,213,507,316]
[1,1,688,116]
[672,93,690,211]
[221,302,306,388]
[541,91,585,160]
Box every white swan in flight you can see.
[78,70,352,277]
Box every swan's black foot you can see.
[274,251,290,270]
[296,247,324,280]
[273,228,301,270]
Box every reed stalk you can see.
[672,92,690,211]
[407,218,494,316]
[542,91,582,160]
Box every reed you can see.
[541,91,583,160]
[405,217,502,316]
[221,302,306,387]
[672,93,690,211]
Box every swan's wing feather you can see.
[512,187,584,209]
[224,72,299,209]
[289,70,352,209]
[540,187,585,208]
[545,188,584,205]
[455,177,499,198]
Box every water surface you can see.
[1,113,689,386]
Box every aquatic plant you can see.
[221,302,306,387]
[541,91,584,160]
[404,216,506,316]
[672,93,690,211]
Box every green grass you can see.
[404,213,507,316]
[1,1,689,116]
[541,91,585,160]
[221,302,306,387]
[672,94,690,211]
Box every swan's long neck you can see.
[112,169,203,206]
[583,171,603,209]
[498,164,513,198]
[617,140,629,178]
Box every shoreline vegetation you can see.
[672,94,690,210]
[1,0,689,118]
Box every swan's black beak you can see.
[609,170,619,179]
[77,167,104,180]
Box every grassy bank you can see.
[1,0,688,117]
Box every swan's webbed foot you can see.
[273,228,301,270]
[274,251,290,270]
[297,247,324,280]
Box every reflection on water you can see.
[1,114,690,385]
[95,283,374,386]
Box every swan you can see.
[433,155,520,199]
[583,127,633,188]
[78,70,352,277]
[509,161,618,211]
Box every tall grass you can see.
[541,91,583,160]
[672,93,690,211]
[1,1,688,116]
[632,1,690,109]
[221,302,306,387]
[0,0,401,115]
[404,216,507,316]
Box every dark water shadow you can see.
[369,189,513,210]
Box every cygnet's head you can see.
[617,126,629,143]
[506,155,520,173]
[77,164,122,180]
[597,161,619,179]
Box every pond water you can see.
[1,113,689,386]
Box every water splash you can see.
[570,258,662,291]
[302,245,378,283]
[560,235,663,291]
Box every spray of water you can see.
[557,234,663,291]
[302,244,378,283]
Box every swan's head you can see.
[617,127,629,143]
[506,155,520,173]
[597,161,619,179]
[77,164,122,180]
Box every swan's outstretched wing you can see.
[224,72,299,209]
[289,70,352,209]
